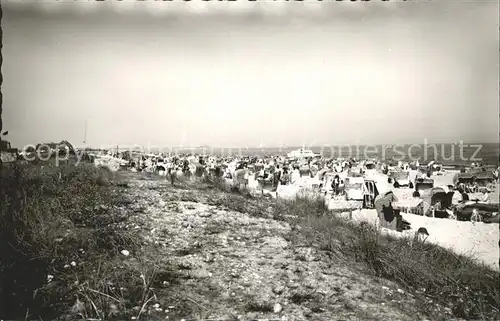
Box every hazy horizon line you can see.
[69,141,499,150]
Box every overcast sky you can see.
[2,0,498,148]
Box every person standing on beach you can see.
[167,159,175,186]
[332,175,340,195]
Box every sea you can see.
[115,143,499,166]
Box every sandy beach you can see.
[339,208,499,270]
[274,170,499,270]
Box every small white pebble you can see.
[153,303,160,309]
[64,264,70,269]
[70,261,76,267]
[47,275,54,282]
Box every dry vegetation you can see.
[0,163,143,320]
[0,165,498,320]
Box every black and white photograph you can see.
[0,0,499,320]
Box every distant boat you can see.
[287,148,319,158]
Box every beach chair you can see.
[363,180,377,209]
[374,192,403,232]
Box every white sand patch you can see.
[351,209,379,225]
[327,200,363,211]
[402,214,499,270]
[276,184,302,200]
[344,208,499,270]
[431,172,456,187]
[276,177,322,200]
[247,175,260,190]
[366,173,393,194]
[94,155,127,172]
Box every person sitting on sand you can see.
[416,227,430,242]
[482,190,491,203]
[471,208,481,223]
[434,200,442,211]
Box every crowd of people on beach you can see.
[83,148,500,223]
[127,152,364,189]
[92,150,498,199]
